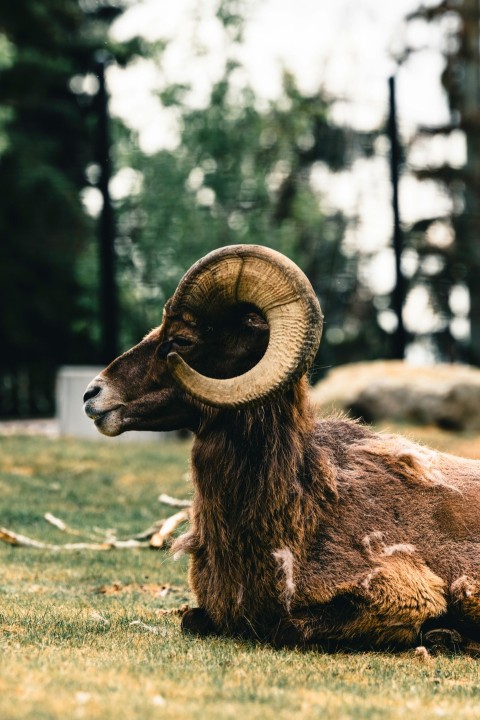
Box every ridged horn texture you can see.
[167,244,323,408]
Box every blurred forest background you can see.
[0,0,479,418]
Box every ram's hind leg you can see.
[269,595,375,650]
[272,542,447,649]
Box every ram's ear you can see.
[242,312,269,332]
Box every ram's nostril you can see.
[83,385,102,403]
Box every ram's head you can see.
[83,245,322,435]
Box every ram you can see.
[84,245,480,649]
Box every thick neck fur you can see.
[191,377,337,565]
[187,377,338,632]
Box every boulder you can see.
[310,361,480,430]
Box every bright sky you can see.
[106,0,466,359]
[109,0,452,141]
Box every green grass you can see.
[1,430,480,719]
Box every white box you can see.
[56,366,165,442]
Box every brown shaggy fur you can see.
[176,378,475,648]
[84,302,480,650]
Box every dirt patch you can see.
[155,605,190,617]
[94,582,186,598]
[0,419,59,437]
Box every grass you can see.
[1,428,480,719]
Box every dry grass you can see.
[1,429,480,719]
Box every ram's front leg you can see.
[181,607,219,637]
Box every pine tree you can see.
[115,66,388,372]
[0,0,136,416]
[403,0,480,363]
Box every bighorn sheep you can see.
[84,245,480,649]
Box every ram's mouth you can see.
[84,403,124,436]
[84,401,120,419]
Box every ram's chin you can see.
[94,410,124,437]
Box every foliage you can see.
[0,0,136,417]
[0,0,390,418]
[401,0,480,362]
[2,432,480,719]
[116,64,388,370]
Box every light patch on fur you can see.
[388,439,442,483]
[451,575,472,598]
[382,543,415,557]
[393,440,460,491]
[354,435,463,494]
[362,533,416,561]
[361,531,385,555]
[361,567,382,590]
[237,584,244,606]
[273,548,295,612]
[394,440,439,473]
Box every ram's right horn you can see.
[166,244,323,408]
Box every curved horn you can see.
[167,245,323,408]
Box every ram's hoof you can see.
[423,627,463,654]
[269,618,306,649]
[181,607,218,636]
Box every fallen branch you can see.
[149,509,191,548]
[158,494,192,508]
[44,512,107,539]
[0,527,148,551]
[129,620,166,636]
[133,519,166,541]
[155,604,189,617]
[44,513,68,532]
[0,505,191,551]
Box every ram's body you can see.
[84,245,480,649]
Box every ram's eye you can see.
[173,336,194,348]
[157,340,173,358]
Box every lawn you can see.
[1,428,480,719]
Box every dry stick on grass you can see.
[133,520,166,541]
[134,496,192,540]
[0,527,149,551]
[0,495,192,551]
[129,620,167,636]
[158,493,192,508]
[44,512,115,541]
[149,509,190,548]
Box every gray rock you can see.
[310,361,480,430]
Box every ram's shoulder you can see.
[314,415,373,445]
